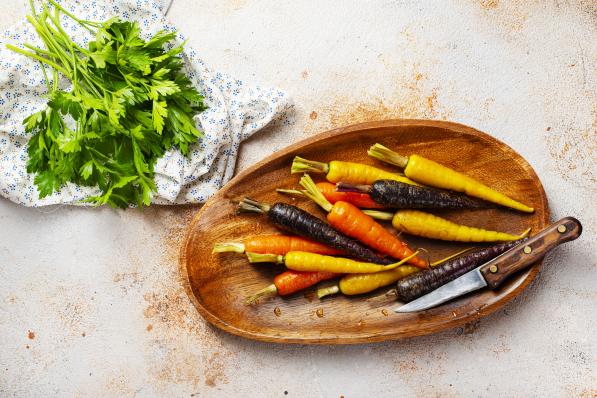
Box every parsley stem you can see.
[25,15,73,74]
[42,11,104,97]
[47,8,90,55]
[52,69,58,91]
[24,43,54,57]
[5,44,69,76]
[39,61,51,92]
[46,0,101,31]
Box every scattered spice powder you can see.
[309,111,318,120]
[27,331,35,340]
[480,0,499,9]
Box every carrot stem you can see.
[238,198,271,214]
[335,182,370,193]
[367,143,409,168]
[317,284,340,299]
[246,252,284,264]
[291,156,329,174]
[245,284,277,305]
[276,188,306,197]
[299,174,333,212]
[280,184,384,210]
[212,242,245,254]
[361,209,394,221]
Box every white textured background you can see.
[1,0,596,396]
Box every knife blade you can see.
[394,217,582,313]
[395,268,487,313]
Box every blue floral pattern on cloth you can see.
[0,0,292,206]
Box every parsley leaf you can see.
[79,160,94,180]
[34,170,62,198]
[49,91,83,119]
[152,100,168,134]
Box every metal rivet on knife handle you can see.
[557,225,567,233]
[489,265,498,273]
[523,246,532,254]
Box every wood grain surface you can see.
[179,120,550,344]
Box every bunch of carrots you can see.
[213,143,534,304]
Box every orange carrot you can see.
[213,234,343,255]
[300,175,428,269]
[277,182,385,210]
[328,202,427,269]
[245,270,339,304]
[315,182,385,209]
[275,271,339,295]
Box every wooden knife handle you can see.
[480,217,582,289]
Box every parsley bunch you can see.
[7,0,206,208]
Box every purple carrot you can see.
[238,198,393,265]
[337,179,492,210]
[395,238,527,302]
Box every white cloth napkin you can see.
[0,0,292,206]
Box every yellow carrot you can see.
[291,156,417,186]
[367,144,534,213]
[364,209,531,242]
[246,250,420,274]
[339,265,420,295]
[316,248,471,298]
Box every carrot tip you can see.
[429,247,474,267]
[386,250,421,270]
[518,227,532,239]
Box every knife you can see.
[394,217,582,313]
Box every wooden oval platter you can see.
[180,120,549,344]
